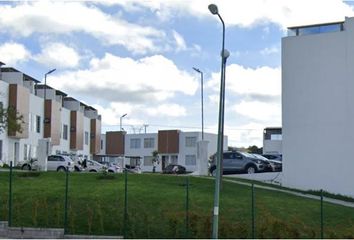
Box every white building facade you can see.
[282,17,354,197]
[0,67,102,167]
[97,130,228,173]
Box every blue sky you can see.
[1,0,354,147]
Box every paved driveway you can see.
[226,172,283,185]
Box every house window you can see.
[36,115,41,133]
[24,144,29,161]
[130,138,141,149]
[270,134,282,140]
[144,156,154,166]
[63,124,68,140]
[185,137,197,147]
[85,131,89,145]
[144,138,154,148]
[185,155,196,166]
[171,155,178,164]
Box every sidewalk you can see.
[200,176,354,208]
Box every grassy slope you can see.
[0,172,354,238]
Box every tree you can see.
[247,145,263,154]
[0,105,24,134]
[152,150,159,173]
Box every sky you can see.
[1,0,354,147]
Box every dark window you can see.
[85,131,89,145]
[100,140,103,150]
[36,115,41,133]
[63,124,68,140]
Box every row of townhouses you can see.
[95,131,227,172]
[0,65,102,166]
[0,64,228,173]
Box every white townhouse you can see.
[0,66,102,166]
[96,130,228,172]
[282,17,354,197]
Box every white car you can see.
[47,155,75,172]
[85,160,106,173]
[107,162,122,173]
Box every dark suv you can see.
[209,151,267,175]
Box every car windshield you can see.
[252,154,269,161]
[239,152,255,158]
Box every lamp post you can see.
[44,69,56,101]
[208,3,230,239]
[193,67,204,140]
[120,113,127,131]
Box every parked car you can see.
[262,154,282,161]
[124,164,142,174]
[47,155,74,172]
[85,160,107,173]
[106,162,122,173]
[163,164,186,174]
[20,158,40,171]
[209,151,267,175]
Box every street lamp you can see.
[193,67,204,140]
[208,3,230,239]
[120,113,127,131]
[44,68,56,100]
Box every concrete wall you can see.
[282,17,354,197]
[263,140,282,154]
[0,81,9,163]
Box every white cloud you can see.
[34,42,80,68]
[49,53,198,103]
[260,46,279,55]
[0,1,166,54]
[172,30,187,52]
[207,64,281,97]
[0,42,30,65]
[233,100,281,123]
[107,0,354,29]
[145,103,186,117]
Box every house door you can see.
[161,156,168,170]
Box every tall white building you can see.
[0,67,102,166]
[282,17,354,196]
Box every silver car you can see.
[209,151,266,175]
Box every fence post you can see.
[123,169,128,239]
[8,161,13,227]
[64,167,69,234]
[251,182,255,239]
[185,177,190,238]
[320,189,323,239]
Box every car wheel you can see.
[89,169,97,173]
[57,166,66,172]
[22,164,31,171]
[246,165,256,174]
[108,170,114,173]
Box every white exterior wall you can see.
[263,140,282,154]
[0,81,9,163]
[282,17,354,197]
[121,131,227,172]
[52,107,71,155]
[125,133,157,172]
[1,72,23,85]
[18,94,44,164]
[77,116,91,159]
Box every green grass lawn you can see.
[0,171,354,238]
